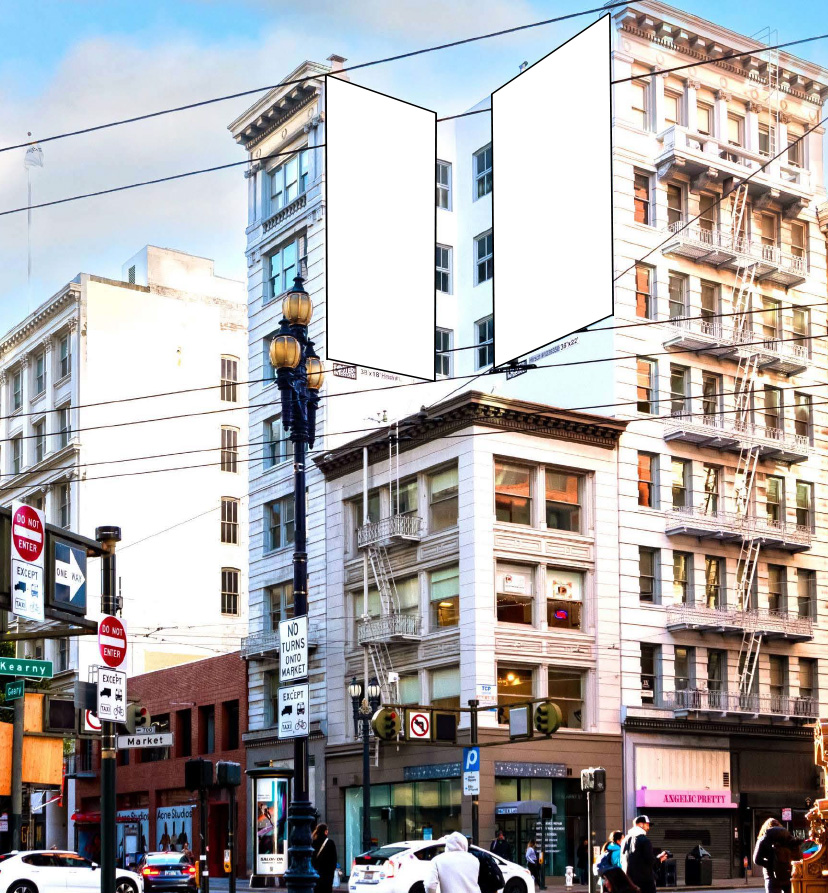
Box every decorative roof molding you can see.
[315,391,628,480]
[0,287,79,358]
[237,87,319,151]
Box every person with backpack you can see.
[621,816,667,893]
[472,846,506,893]
[753,817,802,893]
[424,832,481,893]
[597,831,624,876]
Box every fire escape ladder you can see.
[368,544,401,615]
[367,642,394,706]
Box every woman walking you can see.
[753,818,801,893]
[311,823,338,893]
[526,838,541,887]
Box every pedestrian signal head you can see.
[533,701,563,736]
[371,707,401,741]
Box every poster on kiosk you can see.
[253,776,289,876]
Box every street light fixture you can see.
[270,276,323,893]
[350,676,383,854]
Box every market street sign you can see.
[116,733,174,749]
[279,616,308,683]
[0,658,52,679]
[4,680,24,701]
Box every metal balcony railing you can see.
[357,613,421,645]
[64,753,96,778]
[666,599,814,640]
[663,414,812,462]
[241,626,318,660]
[357,514,423,549]
[666,688,818,719]
[665,506,812,551]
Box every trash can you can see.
[656,858,677,887]
[685,845,713,886]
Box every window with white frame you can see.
[637,452,657,508]
[636,358,657,414]
[794,393,812,440]
[428,464,458,531]
[435,329,452,378]
[546,568,584,630]
[398,674,421,705]
[436,161,451,210]
[435,245,452,294]
[548,668,585,728]
[633,171,651,224]
[635,265,653,319]
[221,567,240,616]
[670,364,690,416]
[220,497,239,545]
[220,356,238,402]
[700,281,719,319]
[796,481,814,530]
[265,496,295,551]
[474,231,493,285]
[430,565,459,628]
[702,465,720,516]
[267,581,294,630]
[57,404,71,449]
[34,419,46,464]
[668,273,687,319]
[58,482,71,529]
[12,370,22,412]
[640,643,660,704]
[475,316,494,369]
[639,547,658,602]
[263,415,293,469]
[431,666,461,709]
[696,100,713,136]
[58,334,71,379]
[790,222,807,260]
[545,469,582,532]
[220,426,238,472]
[34,352,45,396]
[664,90,683,127]
[671,458,691,509]
[266,238,301,303]
[11,436,22,475]
[495,460,531,525]
[473,145,492,199]
[787,126,804,168]
[496,563,534,625]
[666,183,683,227]
[630,78,650,130]
[392,478,418,517]
[673,552,690,604]
[702,372,721,421]
[268,148,309,214]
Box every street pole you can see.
[199,787,209,893]
[586,790,593,893]
[11,691,24,850]
[96,526,121,893]
[227,785,236,893]
[361,707,371,853]
[469,699,479,847]
[271,277,322,893]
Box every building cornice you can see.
[315,391,628,481]
[233,84,321,152]
[0,287,79,358]
[624,714,814,739]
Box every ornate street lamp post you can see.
[270,276,324,893]
[349,677,383,854]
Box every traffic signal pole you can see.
[97,526,121,893]
[469,700,479,847]
[11,690,24,849]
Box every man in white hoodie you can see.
[425,831,480,893]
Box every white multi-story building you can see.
[231,1,828,881]
[0,245,248,846]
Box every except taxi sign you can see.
[10,500,46,622]
[99,616,127,668]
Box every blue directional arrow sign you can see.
[53,541,87,614]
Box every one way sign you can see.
[53,540,87,614]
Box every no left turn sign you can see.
[407,710,432,740]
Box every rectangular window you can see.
[700,373,720,423]
[221,567,240,616]
[668,274,687,319]
[263,415,293,469]
[392,479,418,517]
[57,405,71,449]
[268,581,294,630]
[639,547,658,603]
[640,644,659,705]
[474,232,493,286]
[34,353,45,395]
[766,475,784,524]
[545,470,582,532]
[787,129,803,167]
[727,113,744,146]
[496,565,534,625]
[436,161,451,210]
[792,307,810,352]
[704,556,722,608]
[796,481,813,530]
[767,565,787,614]
[764,386,783,433]
[760,296,781,340]
[266,496,295,551]
[12,371,22,412]
[636,358,656,413]
[707,650,726,693]
[432,666,461,710]
[198,705,216,755]
[57,637,69,673]
[769,655,788,700]
[673,552,690,604]
[353,491,381,548]
[670,364,689,416]
[266,238,300,302]
[664,92,682,128]
[760,213,777,248]
[671,458,691,509]
[473,145,493,199]
[429,465,458,532]
[398,674,422,705]
[496,664,532,723]
[700,281,719,319]
[59,335,70,379]
[758,123,772,156]
[435,328,453,378]
[631,80,650,130]
[221,427,238,472]
[495,461,532,525]
[675,646,695,691]
[435,245,452,294]
[633,172,651,224]
[548,668,585,729]
[220,356,238,402]
[798,569,816,619]
[698,194,717,232]
[221,497,239,545]
[58,482,71,529]
[635,265,653,319]
[475,315,494,368]
[222,700,240,750]
[790,222,807,260]
[12,437,22,475]
[546,569,583,630]
[268,148,309,212]
[34,420,45,464]
[800,658,817,700]
[637,452,657,508]
[666,183,683,227]
[431,565,459,628]
[177,709,193,757]
[702,465,719,515]
[697,103,713,136]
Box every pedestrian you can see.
[424,831,481,893]
[577,837,590,884]
[471,846,506,893]
[621,816,667,893]
[491,829,513,861]
[526,838,541,886]
[753,818,802,893]
[597,831,624,878]
[311,823,338,893]
[602,867,642,893]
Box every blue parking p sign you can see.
[463,747,480,796]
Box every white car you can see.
[349,839,534,893]
[0,851,143,893]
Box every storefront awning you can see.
[495,800,557,817]
[71,813,101,824]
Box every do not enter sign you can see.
[99,616,127,668]
[12,504,44,563]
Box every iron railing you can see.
[357,514,423,549]
[665,505,812,548]
[666,600,813,639]
[666,688,818,718]
[357,613,421,645]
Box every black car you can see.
[138,852,197,891]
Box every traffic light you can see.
[216,761,242,787]
[371,708,401,741]
[533,701,563,736]
[185,758,214,791]
[124,704,151,734]
[581,767,607,792]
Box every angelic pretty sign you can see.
[636,788,737,809]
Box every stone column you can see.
[714,90,731,143]
[686,80,700,134]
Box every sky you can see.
[1,0,828,337]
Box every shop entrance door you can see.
[498,816,538,868]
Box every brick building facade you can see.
[72,653,248,878]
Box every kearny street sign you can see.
[0,658,53,679]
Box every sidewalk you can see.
[206,881,764,892]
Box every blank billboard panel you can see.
[492,15,612,368]
[326,76,436,380]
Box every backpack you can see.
[597,852,614,877]
[476,850,506,893]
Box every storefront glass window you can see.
[546,569,584,629]
[548,668,585,729]
[497,665,533,724]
